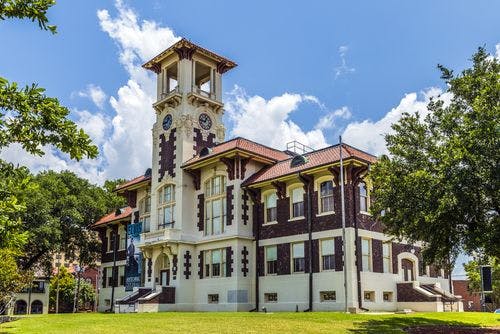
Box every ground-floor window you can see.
[208,294,219,304]
[204,249,226,278]
[265,246,277,275]
[320,291,336,302]
[292,243,305,273]
[383,291,393,302]
[363,291,375,302]
[13,300,27,315]
[31,300,43,314]
[264,293,278,303]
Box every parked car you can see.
[494,309,500,314]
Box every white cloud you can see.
[225,86,328,150]
[341,87,451,156]
[315,106,352,130]
[334,45,355,79]
[73,109,109,146]
[77,84,107,109]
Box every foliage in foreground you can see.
[370,47,500,264]
[49,266,95,313]
[465,258,500,308]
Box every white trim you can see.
[316,211,334,217]
[288,216,305,222]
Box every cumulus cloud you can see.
[342,87,451,156]
[315,106,352,130]
[77,84,107,109]
[334,45,355,79]
[225,86,328,150]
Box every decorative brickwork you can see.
[193,128,216,155]
[334,236,343,271]
[391,243,422,275]
[226,185,234,225]
[311,239,320,273]
[147,258,152,280]
[172,255,178,280]
[257,246,265,277]
[158,129,176,182]
[397,283,439,302]
[277,243,291,275]
[241,246,249,277]
[240,158,250,179]
[198,251,204,279]
[185,169,201,190]
[225,247,233,277]
[183,251,192,279]
[197,194,205,231]
[372,239,383,273]
[102,266,107,287]
[241,190,249,225]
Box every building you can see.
[93,38,462,313]
[453,280,481,311]
[2,278,50,315]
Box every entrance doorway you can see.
[154,253,171,287]
[401,258,415,281]
[160,269,170,286]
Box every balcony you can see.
[153,87,182,113]
[187,88,223,113]
[141,224,181,246]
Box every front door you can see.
[401,259,414,281]
[160,269,170,286]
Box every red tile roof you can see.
[182,137,292,168]
[115,174,151,192]
[243,143,377,186]
[93,207,132,227]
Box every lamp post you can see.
[55,260,60,314]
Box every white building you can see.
[94,39,462,313]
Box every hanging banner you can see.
[125,222,142,291]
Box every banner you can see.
[125,222,142,291]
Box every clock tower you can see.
[142,38,237,238]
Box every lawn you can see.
[0,312,499,334]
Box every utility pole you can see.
[110,230,117,313]
[339,136,348,313]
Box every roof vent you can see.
[199,147,212,157]
[115,208,122,216]
[290,155,308,168]
[144,168,152,177]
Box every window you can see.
[383,242,391,273]
[320,291,336,302]
[158,184,175,229]
[106,229,113,252]
[104,299,111,307]
[364,291,375,302]
[106,267,113,287]
[162,62,178,95]
[321,239,335,271]
[264,293,278,303]
[204,249,226,278]
[118,265,125,286]
[139,190,151,233]
[266,246,277,275]
[208,294,219,304]
[319,181,335,213]
[195,62,213,97]
[292,243,305,273]
[383,291,393,302]
[361,238,371,271]
[119,227,126,250]
[291,187,305,218]
[359,182,369,212]
[265,192,277,223]
[205,176,226,236]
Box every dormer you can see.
[142,38,237,113]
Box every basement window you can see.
[364,291,375,302]
[320,291,336,302]
[264,293,278,303]
[208,294,219,304]
[383,291,393,302]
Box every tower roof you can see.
[142,38,237,74]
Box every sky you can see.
[1,0,499,276]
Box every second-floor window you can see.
[359,182,369,212]
[361,238,371,271]
[320,181,335,213]
[383,242,391,273]
[266,246,277,275]
[139,191,151,233]
[291,187,305,218]
[158,184,175,229]
[265,192,277,223]
[292,243,305,273]
[321,239,335,270]
[119,227,126,250]
[205,176,226,236]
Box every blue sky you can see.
[0,1,498,274]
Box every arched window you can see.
[139,189,151,232]
[290,186,305,218]
[319,181,335,213]
[205,175,226,235]
[14,300,27,315]
[359,182,369,212]
[265,192,277,223]
[31,300,43,314]
[158,184,175,229]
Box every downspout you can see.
[245,187,259,312]
[299,173,313,312]
[110,226,117,313]
[352,184,364,311]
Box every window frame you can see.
[358,181,370,213]
[139,189,151,233]
[292,242,305,273]
[264,293,278,303]
[382,242,391,273]
[158,184,176,229]
[265,245,278,275]
[204,175,227,236]
[319,180,335,214]
[263,191,278,224]
[320,238,335,271]
[203,248,226,278]
[289,185,305,219]
[361,238,372,272]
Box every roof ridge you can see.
[233,136,291,158]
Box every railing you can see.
[158,221,175,230]
[159,86,180,100]
[286,140,314,154]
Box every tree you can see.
[0,0,57,33]
[370,47,500,264]
[49,266,95,313]
[464,257,499,309]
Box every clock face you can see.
[162,114,173,130]
[199,113,212,130]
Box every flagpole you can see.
[339,136,348,312]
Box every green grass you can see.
[1,312,499,334]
